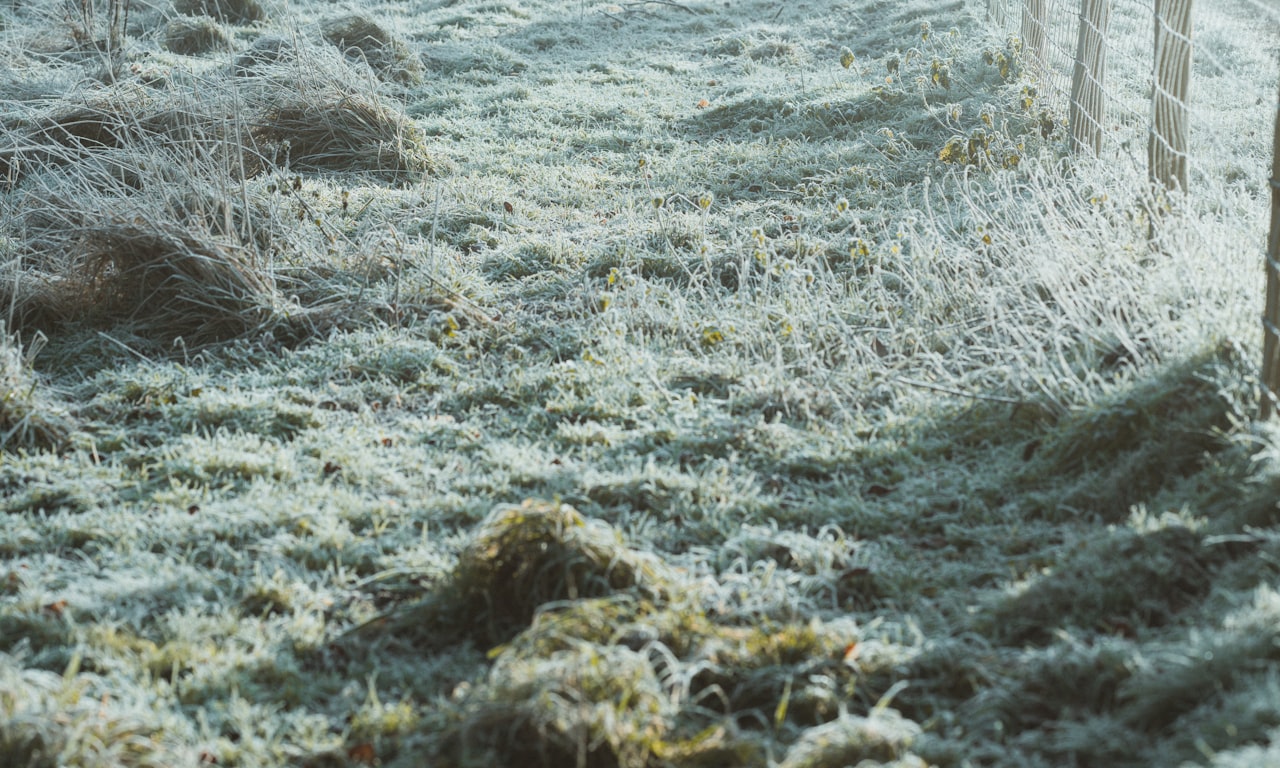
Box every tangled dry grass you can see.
[0,37,436,343]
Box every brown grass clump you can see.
[6,168,289,342]
[7,47,435,188]
[32,82,173,153]
[67,216,280,340]
[231,35,294,76]
[254,87,434,181]
[321,14,425,84]
[6,82,268,185]
[172,0,266,26]
[162,15,234,56]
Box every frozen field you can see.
[2,0,1280,765]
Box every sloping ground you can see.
[1,0,1279,766]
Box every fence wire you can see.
[976,0,1279,189]
[977,0,1280,416]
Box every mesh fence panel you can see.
[980,0,1158,164]
[977,0,1280,414]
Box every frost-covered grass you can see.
[2,0,1279,766]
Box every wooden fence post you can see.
[1021,0,1050,78]
[1149,0,1193,192]
[1262,81,1280,419]
[1070,0,1110,155]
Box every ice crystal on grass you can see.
[0,332,72,451]
[0,0,1277,766]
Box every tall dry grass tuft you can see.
[253,84,434,181]
[172,0,266,26]
[9,176,286,341]
[3,80,267,188]
[162,15,234,56]
[75,215,280,339]
[321,13,425,85]
[0,39,442,342]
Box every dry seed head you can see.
[840,47,855,69]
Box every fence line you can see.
[981,0,1189,183]
[980,1,1280,417]
[1264,82,1280,419]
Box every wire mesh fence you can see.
[977,0,1280,416]
[1266,82,1280,418]
[980,0,1173,172]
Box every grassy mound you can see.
[321,14,425,84]
[254,88,433,180]
[452,500,667,634]
[162,15,234,56]
[368,500,668,650]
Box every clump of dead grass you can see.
[232,35,295,76]
[0,47,445,340]
[162,15,234,56]
[253,83,434,181]
[5,81,265,186]
[173,0,266,26]
[6,42,437,187]
[321,14,425,84]
[72,217,280,339]
[5,159,291,341]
